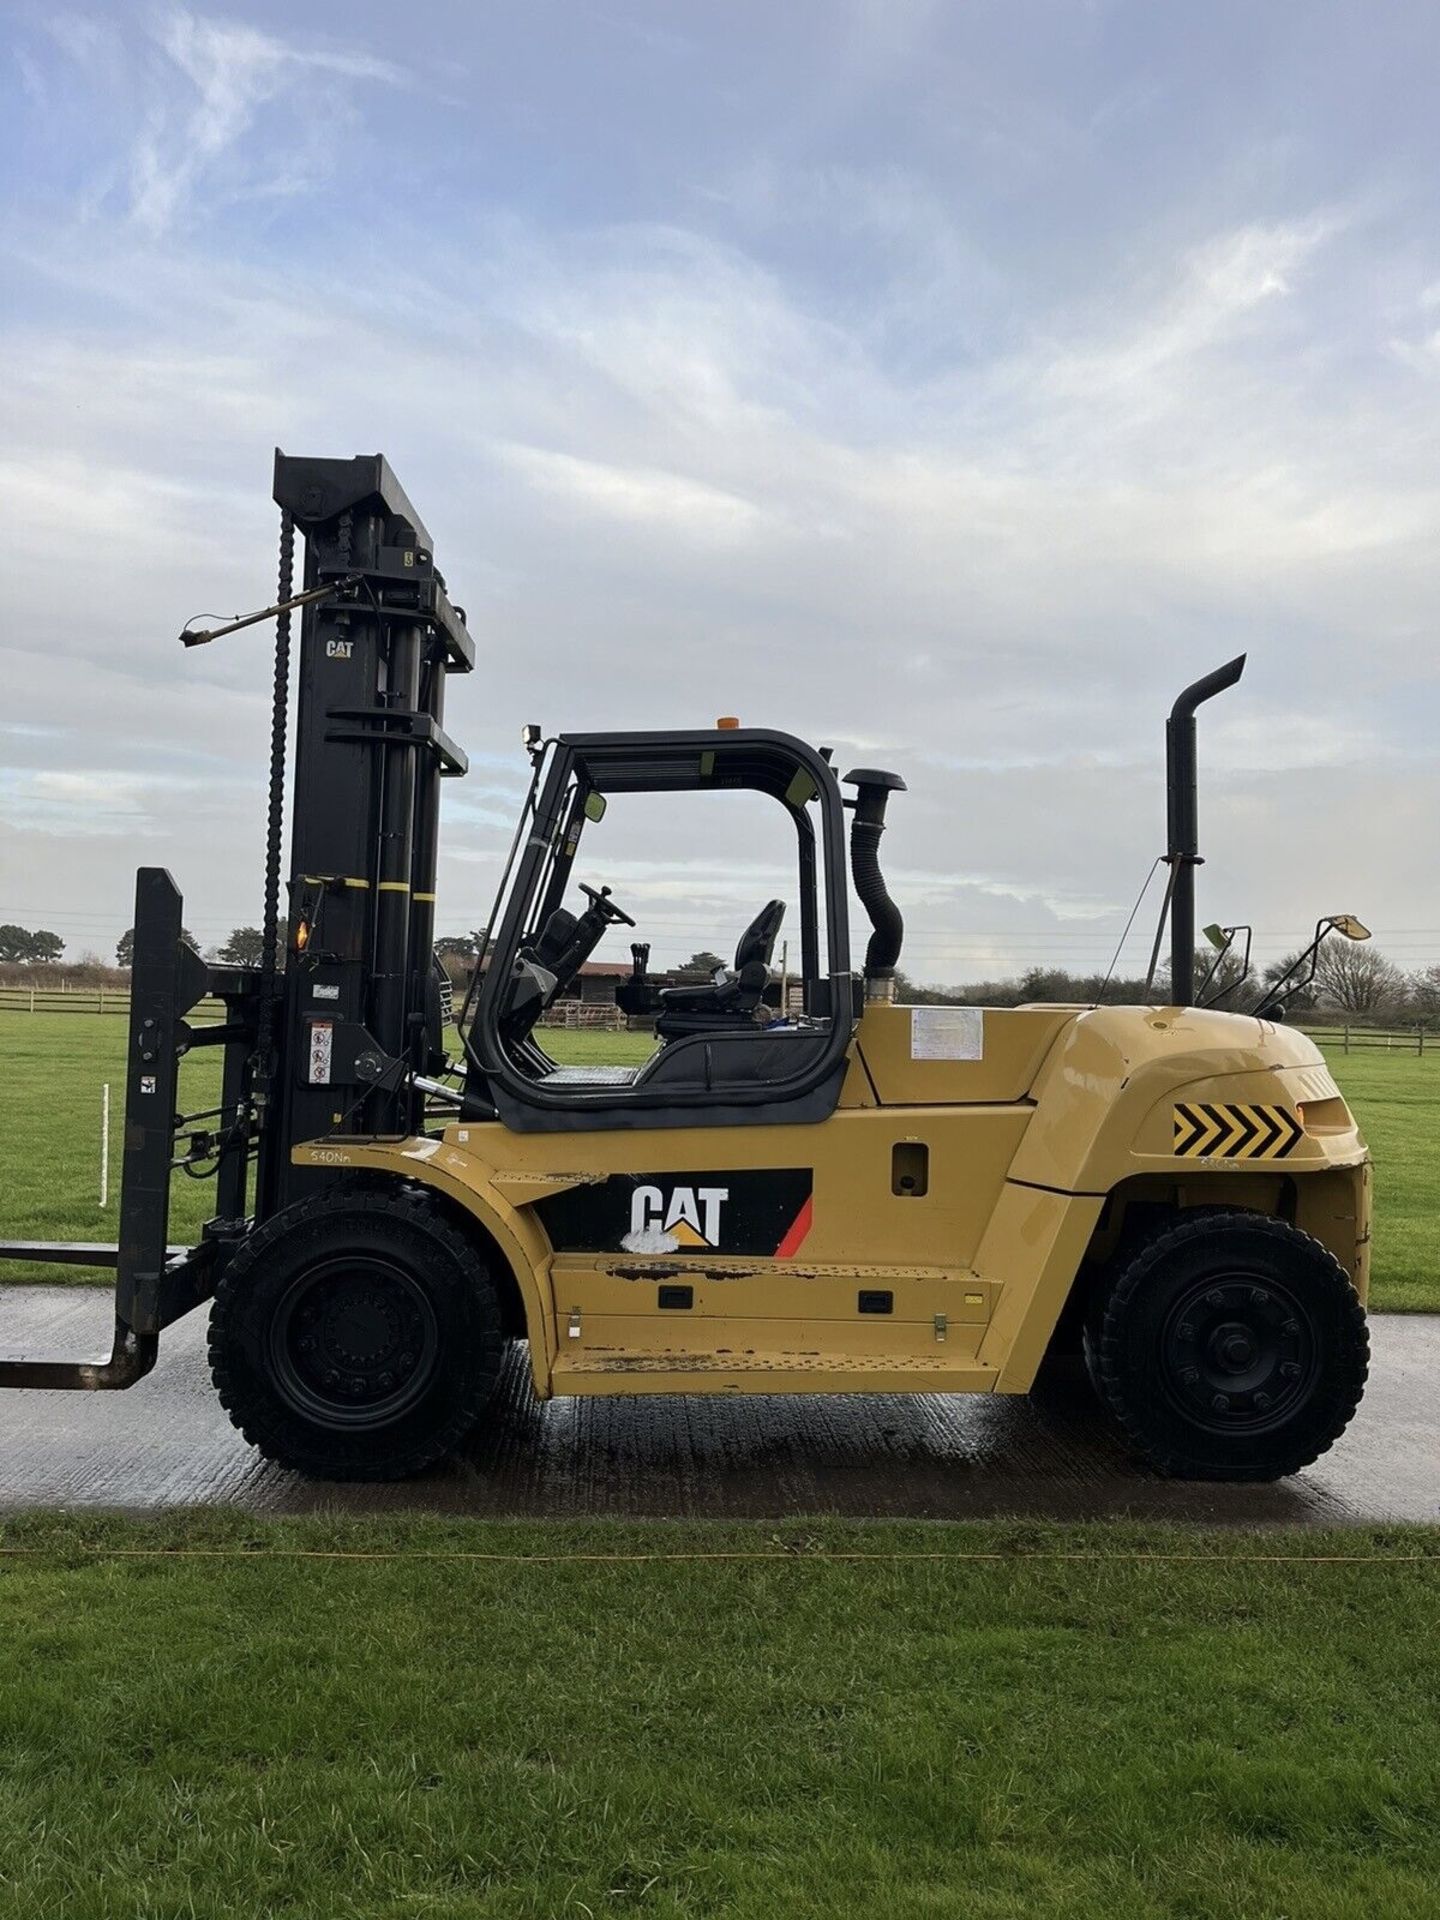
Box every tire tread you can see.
[208,1183,502,1481]
[1086,1209,1369,1481]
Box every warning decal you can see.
[1172,1102,1302,1160]
[307,1020,335,1087]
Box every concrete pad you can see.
[0,1288,1434,1524]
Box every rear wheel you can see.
[209,1186,502,1480]
[1084,1211,1368,1480]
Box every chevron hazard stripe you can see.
[1172,1101,1303,1159]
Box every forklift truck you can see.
[0,454,1370,1481]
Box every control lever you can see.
[616,941,656,1018]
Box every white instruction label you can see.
[910,1006,983,1062]
[308,1020,334,1085]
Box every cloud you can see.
[2,6,1438,979]
[40,6,405,235]
[496,443,768,544]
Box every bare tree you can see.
[1262,951,1320,1012]
[1193,945,1248,1003]
[1310,940,1406,1016]
[1408,964,1440,1021]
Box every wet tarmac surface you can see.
[0,1288,1434,1524]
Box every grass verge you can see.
[1326,1052,1437,1312]
[0,1020,650,1283]
[0,1015,1434,1310]
[0,1512,1436,1919]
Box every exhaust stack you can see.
[843,768,907,1002]
[1166,655,1246,1005]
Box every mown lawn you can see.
[0,1014,1433,1309]
[0,1018,652,1283]
[0,1512,1435,1919]
[1324,1051,1436,1313]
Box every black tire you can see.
[1083,1210,1368,1481]
[209,1185,502,1481]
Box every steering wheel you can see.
[579,882,637,928]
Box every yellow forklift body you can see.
[293,1001,1370,1403]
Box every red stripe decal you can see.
[775,1194,813,1259]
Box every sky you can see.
[2,0,1438,986]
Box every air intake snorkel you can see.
[843,768,907,1003]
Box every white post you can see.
[100,1083,110,1209]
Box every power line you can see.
[9,899,1440,940]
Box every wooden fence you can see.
[0,986,224,1021]
[0,983,612,1031]
[0,986,132,1014]
[3,989,1431,1056]
[539,1001,628,1031]
[1299,1024,1430,1056]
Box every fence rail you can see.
[0,987,225,1021]
[3,989,1432,1056]
[0,986,132,1014]
[1299,1024,1430,1056]
[538,1001,628,1031]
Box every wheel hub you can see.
[1209,1322,1258,1375]
[270,1257,439,1430]
[1162,1277,1315,1432]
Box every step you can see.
[550,1350,998,1397]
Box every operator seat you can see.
[654,900,785,1041]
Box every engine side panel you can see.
[290,1003,1368,1398]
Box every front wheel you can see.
[1084,1211,1368,1481]
[209,1186,503,1480]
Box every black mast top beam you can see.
[274,451,433,552]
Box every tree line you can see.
[0,925,64,964]
[899,937,1430,1021]
[3,916,1432,1022]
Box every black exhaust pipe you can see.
[843,768,907,1001]
[1166,656,1245,1005]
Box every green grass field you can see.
[1,1040,1436,1918]
[0,1014,1433,1308]
[0,1511,1434,1919]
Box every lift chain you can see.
[253,507,295,1109]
